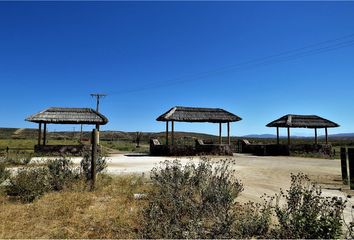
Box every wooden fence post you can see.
[340,147,348,185]
[91,129,98,191]
[348,148,354,189]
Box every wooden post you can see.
[38,123,42,145]
[340,147,348,185]
[80,124,83,142]
[287,127,290,145]
[219,123,222,144]
[165,121,169,145]
[43,123,47,146]
[325,127,328,144]
[314,128,318,145]
[227,122,230,145]
[348,148,354,189]
[171,121,174,145]
[91,129,98,191]
[276,127,279,145]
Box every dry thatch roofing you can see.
[156,106,242,123]
[266,114,339,128]
[26,107,108,125]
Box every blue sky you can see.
[0,1,353,136]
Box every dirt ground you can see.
[31,153,354,223]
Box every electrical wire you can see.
[106,33,354,95]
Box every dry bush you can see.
[232,199,273,238]
[47,158,80,191]
[270,173,345,239]
[5,167,52,202]
[80,151,107,181]
[141,159,244,239]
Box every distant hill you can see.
[241,133,354,139]
[1,127,354,141]
[324,133,354,138]
[241,134,276,138]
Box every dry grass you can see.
[0,174,150,238]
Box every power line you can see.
[107,33,354,95]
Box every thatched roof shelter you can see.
[266,114,339,145]
[26,107,108,147]
[266,114,339,128]
[157,106,241,123]
[157,106,242,145]
[26,107,108,125]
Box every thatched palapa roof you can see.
[266,114,339,128]
[157,106,242,123]
[26,107,108,125]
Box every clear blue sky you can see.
[0,1,353,136]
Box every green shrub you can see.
[5,167,51,202]
[142,159,243,239]
[47,158,79,191]
[80,151,107,181]
[270,173,345,239]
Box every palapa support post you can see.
[43,123,47,146]
[287,127,290,145]
[80,124,83,143]
[91,128,98,191]
[219,123,222,144]
[165,121,169,145]
[340,147,348,185]
[227,122,230,145]
[38,123,42,145]
[314,128,318,145]
[276,127,279,145]
[348,148,354,190]
[171,120,174,145]
[325,127,328,144]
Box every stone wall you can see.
[150,138,233,156]
[241,142,332,156]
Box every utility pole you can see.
[90,93,107,130]
[90,93,106,112]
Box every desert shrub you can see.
[270,173,345,239]
[80,151,107,181]
[0,162,10,183]
[47,158,79,191]
[141,159,243,239]
[232,199,272,238]
[5,167,51,202]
